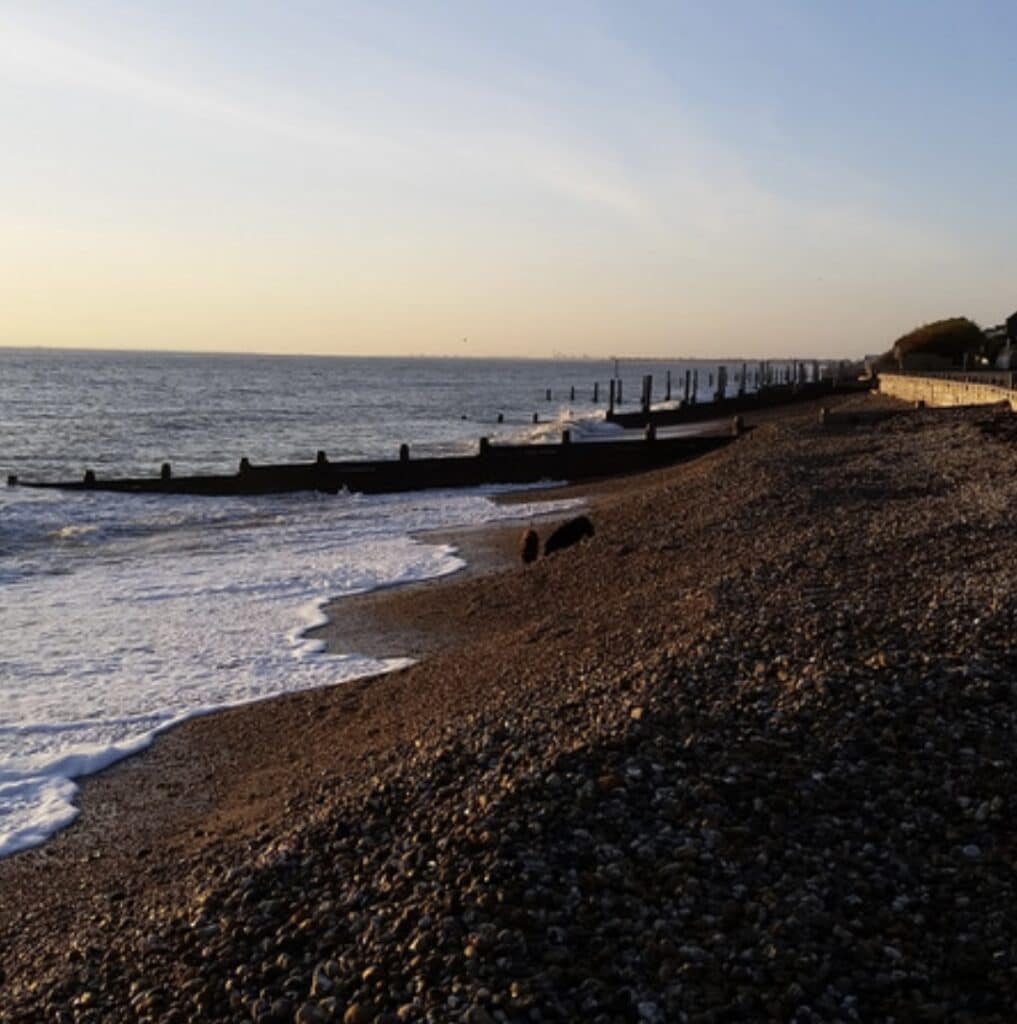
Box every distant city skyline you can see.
[2,1,1015,359]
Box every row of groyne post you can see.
[8,429,741,496]
[509,359,854,428]
[532,360,858,421]
[538,360,850,411]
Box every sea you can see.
[0,348,774,858]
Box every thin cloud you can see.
[0,17,408,163]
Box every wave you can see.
[0,485,580,858]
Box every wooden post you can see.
[316,450,327,466]
[84,469,96,485]
[608,379,616,416]
[818,407,828,425]
[497,412,504,423]
[731,415,743,436]
[532,412,539,424]
[641,374,652,414]
[740,362,747,396]
[570,385,575,401]
[478,436,490,456]
[161,462,172,480]
[665,370,672,401]
[593,381,600,403]
[239,457,251,474]
[644,423,656,442]
[546,388,552,401]
[399,443,410,461]
[692,369,698,403]
[562,429,571,444]
[684,370,691,404]
[6,474,17,486]
[616,378,623,404]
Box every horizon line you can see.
[0,344,861,363]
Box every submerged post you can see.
[7,474,18,486]
[84,469,96,485]
[532,412,539,424]
[546,388,552,402]
[161,462,172,480]
[399,443,410,461]
[570,385,575,401]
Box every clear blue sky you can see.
[1,1,1014,357]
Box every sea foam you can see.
[0,485,577,858]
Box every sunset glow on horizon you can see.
[2,1,1016,359]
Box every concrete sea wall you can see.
[879,373,1017,411]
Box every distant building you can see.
[985,315,1015,369]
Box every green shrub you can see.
[891,317,984,366]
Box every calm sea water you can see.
[0,349,768,857]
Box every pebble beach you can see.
[2,393,1016,1023]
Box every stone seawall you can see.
[879,373,1017,411]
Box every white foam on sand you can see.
[0,485,578,858]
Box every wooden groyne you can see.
[6,431,740,498]
[607,378,872,429]
[6,373,870,498]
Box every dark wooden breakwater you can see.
[608,378,872,429]
[7,430,739,498]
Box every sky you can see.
[1,1,1015,359]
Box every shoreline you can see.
[308,507,579,662]
[5,392,1016,1020]
[0,497,580,863]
